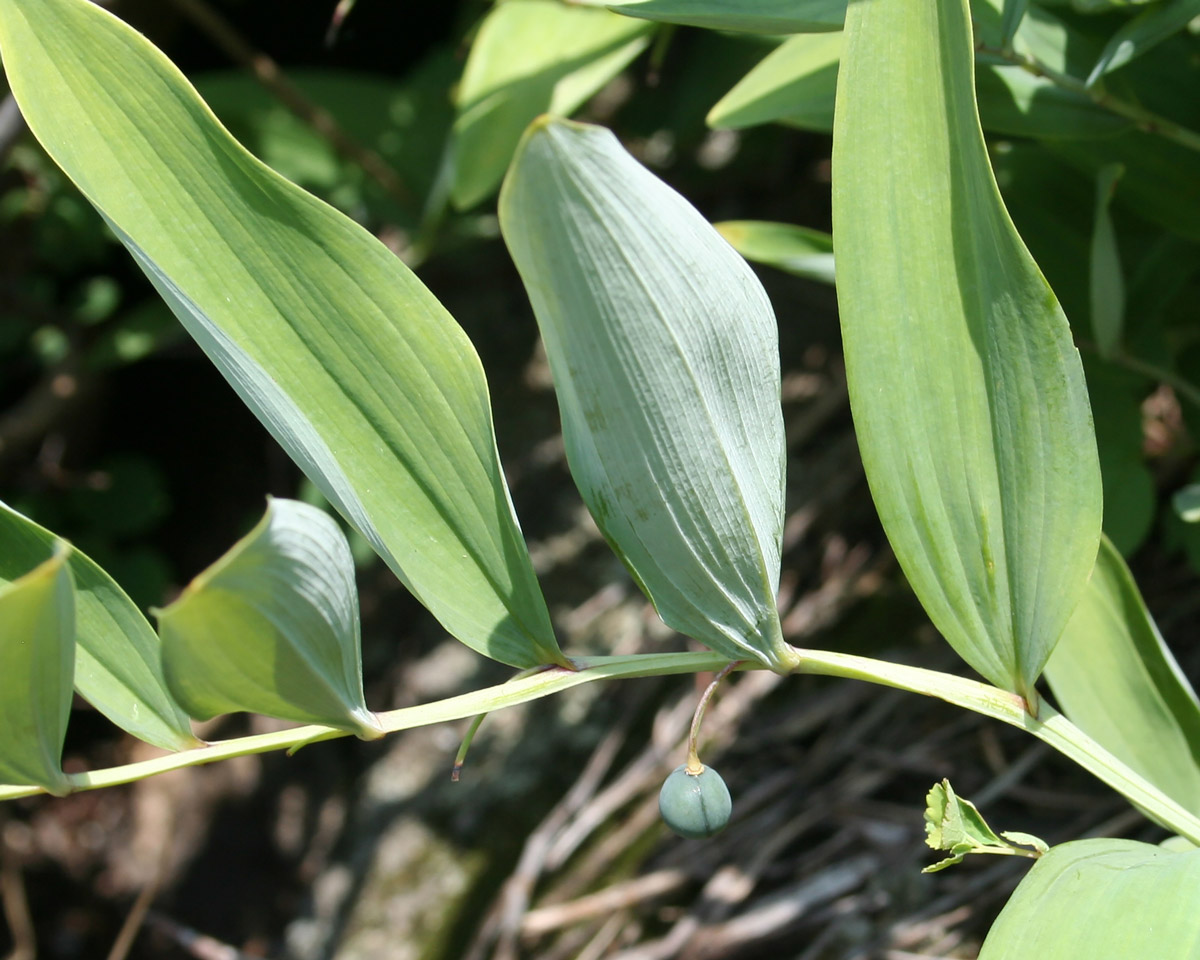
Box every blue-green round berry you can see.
[658,763,732,839]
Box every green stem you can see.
[451,713,488,782]
[0,652,729,802]
[451,665,547,781]
[976,42,1200,154]
[3,647,1198,846]
[791,647,1200,843]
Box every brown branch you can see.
[165,0,418,217]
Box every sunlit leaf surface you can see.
[0,0,566,669]
[979,839,1200,958]
[832,0,1102,698]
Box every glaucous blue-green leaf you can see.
[832,0,1103,701]
[978,839,1200,959]
[1087,0,1200,85]
[500,118,794,672]
[0,545,74,796]
[0,0,567,670]
[451,1,653,210]
[156,499,383,739]
[603,0,846,32]
[714,220,835,285]
[1046,536,1200,812]
[0,501,197,751]
[1089,164,1125,358]
[707,28,1127,140]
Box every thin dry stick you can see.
[105,801,176,960]
[105,882,160,960]
[0,822,36,960]
[166,0,417,216]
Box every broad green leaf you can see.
[451,1,653,210]
[602,0,847,32]
[708,34,840,133]
[1088,0,1200,85]
[1175,484,1200,522]
[0,545,74,796]
[156,499,383,739]
[714,220,835,285]
[832,0,1103,700]
[1089,164,1125,358]
[0,501,197,751]
[978,839,1200,959]
[708,29,1127,140]
[1046,536,1200,813]
[500,118,793,671]
[0,0,567,670]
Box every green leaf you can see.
[602,0,847,33]
[500,118,794,671]
[1045,536,1200,813]
[1089,164,1126,359]
[923,779,1045,872]
[707,33,840,133]
[714,220,835,285]
[707,30,1128,140]
[1000,0,1031,47]
[0,501,197,752]
[978,839,1200,959]
[451,0,653,210]
[0,545,75,796]
[1088,0,1200,85]
[156,498,383,739]
[1175,484,1200,522]
[974,65,1132,139]
[832,0,1103,700]
[0,0,567,670]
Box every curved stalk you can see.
[685,661,742,773]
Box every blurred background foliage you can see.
[0,0,1198,957]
